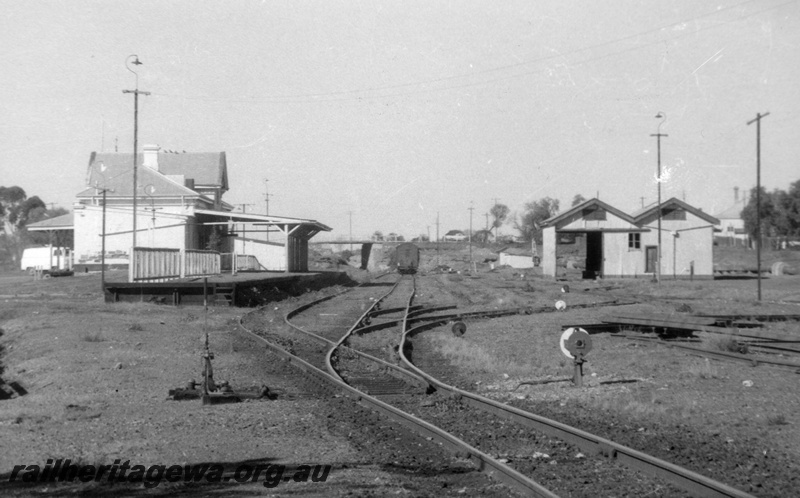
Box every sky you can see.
[1,0,798,241]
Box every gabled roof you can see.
[713,203,746,220]
[26,213,74,231]
[541,198,635,227]
[83,151,228,194]
[633,197,720,225]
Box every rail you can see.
[239,279,559,497]
[398,319,754,498]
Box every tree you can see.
[473,229,493,243]
[571,194,587,207]
[490,203,510,237]
[372,231,384,241]
[742,187,780,240]
[514,197,560,243]
[0,186,63,269]
[742,182,800,246]
[0,186,30,234]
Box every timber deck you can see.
[102,271,330,306]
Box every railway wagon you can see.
[395,242,420,274]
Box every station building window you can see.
[628,233,641,250]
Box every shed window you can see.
[628,233,641,250]
[661,208,686,220]
[582,208,607,221]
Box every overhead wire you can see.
[148,0,794,105]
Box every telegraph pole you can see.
[492,197,501,237]
[436,212,440,265]
[468,202,474,265]
[348,211,353,252]
[235,203,255,253]
[747,112,769,301]
[123,55,149,251]
[264,179,272,241]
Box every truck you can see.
[20,246,72,275]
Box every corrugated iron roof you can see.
[84,151,228,192]
[633,197,720,225]
[26,212,74,231]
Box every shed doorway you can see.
[645,246,657,273]
[584,232,603,279]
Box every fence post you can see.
[180,249,186,278]
[128,247,135,283]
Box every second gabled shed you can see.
[541,197,718,279]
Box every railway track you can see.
[239,273,755,497]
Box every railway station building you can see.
[70,145,330,275]
[541,198,719,280]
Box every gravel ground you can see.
[2,259,800,496]
[0,272,513,497]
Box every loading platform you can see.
[102,271,340,306]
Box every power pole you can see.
[123,55,150,251]
[651,112,667,284]
[348,211,353,252]
[264,179,272,241]
[468,202,474,265]
[436,212,440,265]
[235,204,255,253]
[484,212,489,231]
[747,111,769,301]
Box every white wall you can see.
[73,203,191,263]
[499,253,534,269]
[233,237,286,271]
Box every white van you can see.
[20,246,72,274]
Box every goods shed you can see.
[632,198,719,279]
[541,199,645,279]
[541,198,718,280]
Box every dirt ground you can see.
[1,245,799,496]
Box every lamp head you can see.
[655,112,664,119]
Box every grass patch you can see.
[767,414,789,426]
[712,336,749,354]
[428,331,568,379]
[81,331,105,342]
[686,358,719,379]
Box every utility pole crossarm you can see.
[122,90,151,96]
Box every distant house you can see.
[541,198,718,279]
[443,230,467,242]
[73,145,330,273]
[713,187,749,247]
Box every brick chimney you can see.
[143,144,160,171]
[734,186,739,203]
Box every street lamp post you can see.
[123,55,150,252]
[651,112,668,284]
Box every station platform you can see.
[102,270,350,306]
